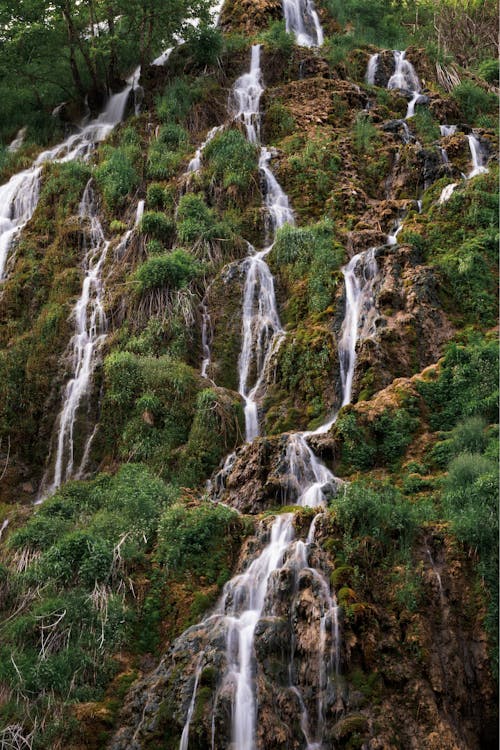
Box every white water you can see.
[467,134,489,178]
[187,125,223,174]
[8,127,27,153]
[0,69,139,282]
[283,0,324,47]
[229,45,264,144]
[42,182,110,496]
[386,51,421,120]
[439,133,489,204]
[366,53,379,85]
[179,658,204,750]
[231,47,293,441]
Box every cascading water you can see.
[438,131,490,204]
[387,50,421,119]
[0,69,139,282]
[187,126,224,174]
[366,53,379,85]
[230,46,293,441]
[467,133,489,178]
[229,44,264,144]
[282,0,324,47]
[42,182,110,496]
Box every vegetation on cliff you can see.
[0,0,498,746]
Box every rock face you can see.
[110,514,497,750]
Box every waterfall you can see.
[438,132,489,204]
[200,298,213,378]
[282,0,324,47]
[179,657,204,750]
[366,53,380,85]
[186,125,224,174]
[230,46,292,441]
[0,69,139,282]
[229,44,264,144]
[467,134,489,178]
[43,182,110,495]
[387,50,421,119]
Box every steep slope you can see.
[0,1,498,748]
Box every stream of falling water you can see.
[282,0,324,47]
[0,70,139,282]
[179,25,385,748]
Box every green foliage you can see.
[417,338,499,431]
[94,145,140,211]
[134,250,203,292]
[177,389,244,486]
[147,183,168,209]
[147,141,183,180]
[264,101,296,143]
[477,58,499,84]
[157,123,189,150]
[258,20,295,57]
[176,192,227,245]
[332,481,422,552]
[353,114,379,154]
[411,108,441,144]
[335,403,419,470]
[157,502,239,582]
[282,130,342,215]
[451,81,497,125]
[140,211,175,243]
[204,129,258,191]
[326,0,411,47]
[156,78,201,123]
[185,25,223,67]
[40,161,91,217]
[272,220,345,313]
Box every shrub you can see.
[259,20,294,57]
[332,480,420,552]
[449,415,488,455]
[94,146,139,210]
[451,80,497,125]
[157,123,189,150]
[134,250,203,292]
[140,211,175,243]
[353,114,379,154]
[411,108,441,144]
[204,129,258,191]
[147,183,168,209]
[157,502,239,581]
[417,338,499,430]
[185,25,223,67]
[176,192,218,244]
[156,78,201,123]
[272,220,345,313]
[146,141,183,180]
[264,101,295,142]
[477,58,499,84]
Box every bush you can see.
[204,129,258,191]
[140,211,175,243]
[332,481,421,552]
[157,123,189,150]
[417,338,499,430]
[157,502,239,581]
[451,80,497,125]
[353,114,379,154]
[94,146,139,210]
[146,141,183,180]
[185,25,223,67]
[156,78,201,123]
[259,20,294,57]
[176,192,219,244]
[272,220,345,313]
[134,249,203,292]
[147,183,168,209]
[477,58,499,84]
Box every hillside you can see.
[0,0,498,748]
